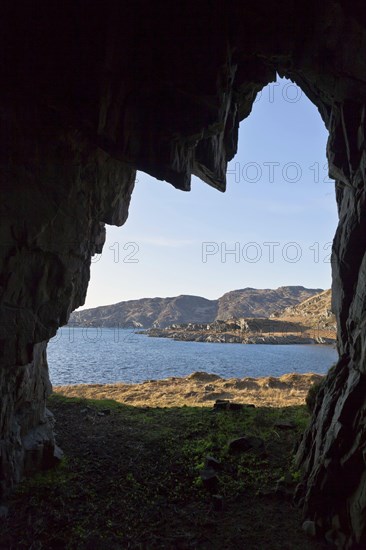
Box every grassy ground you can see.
[1,394,325,549]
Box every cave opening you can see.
[47,77,339,389]
[2,76,342,548]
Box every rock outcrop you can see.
[273,289,337,335]
[0,99,136,497]
[275,289,333,322]
[145,291,337,343]
[1,1,366,546]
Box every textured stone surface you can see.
[296,101,366,547]
[0,1,366,546]
[0,100,136,497]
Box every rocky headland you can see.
[144,290,336,345]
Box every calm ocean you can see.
[47,327,338,385]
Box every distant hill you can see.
[216,286,323,320]
[275,289,335,328]
[69,286,323,328]
[69,295,217,329]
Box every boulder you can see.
[228,436,265,454]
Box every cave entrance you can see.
[48,77,339,392]
[40,79,341,550]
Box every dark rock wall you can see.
[1,1,366,546]
[296,101,366,547]
[0,99,135,495]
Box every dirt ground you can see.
[1,375,326,549]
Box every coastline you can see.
[140,309,337,345]
[144,328,336,345]
[53,371,324,408]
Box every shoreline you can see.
[143,327,336,345]
[64,324,336,345]
[53,371,324,408]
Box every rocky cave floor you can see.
[1,395,326,549]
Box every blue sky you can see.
[81,77,338,309]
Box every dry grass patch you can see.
[53,372,324,408]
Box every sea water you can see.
[47,327,338,385]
